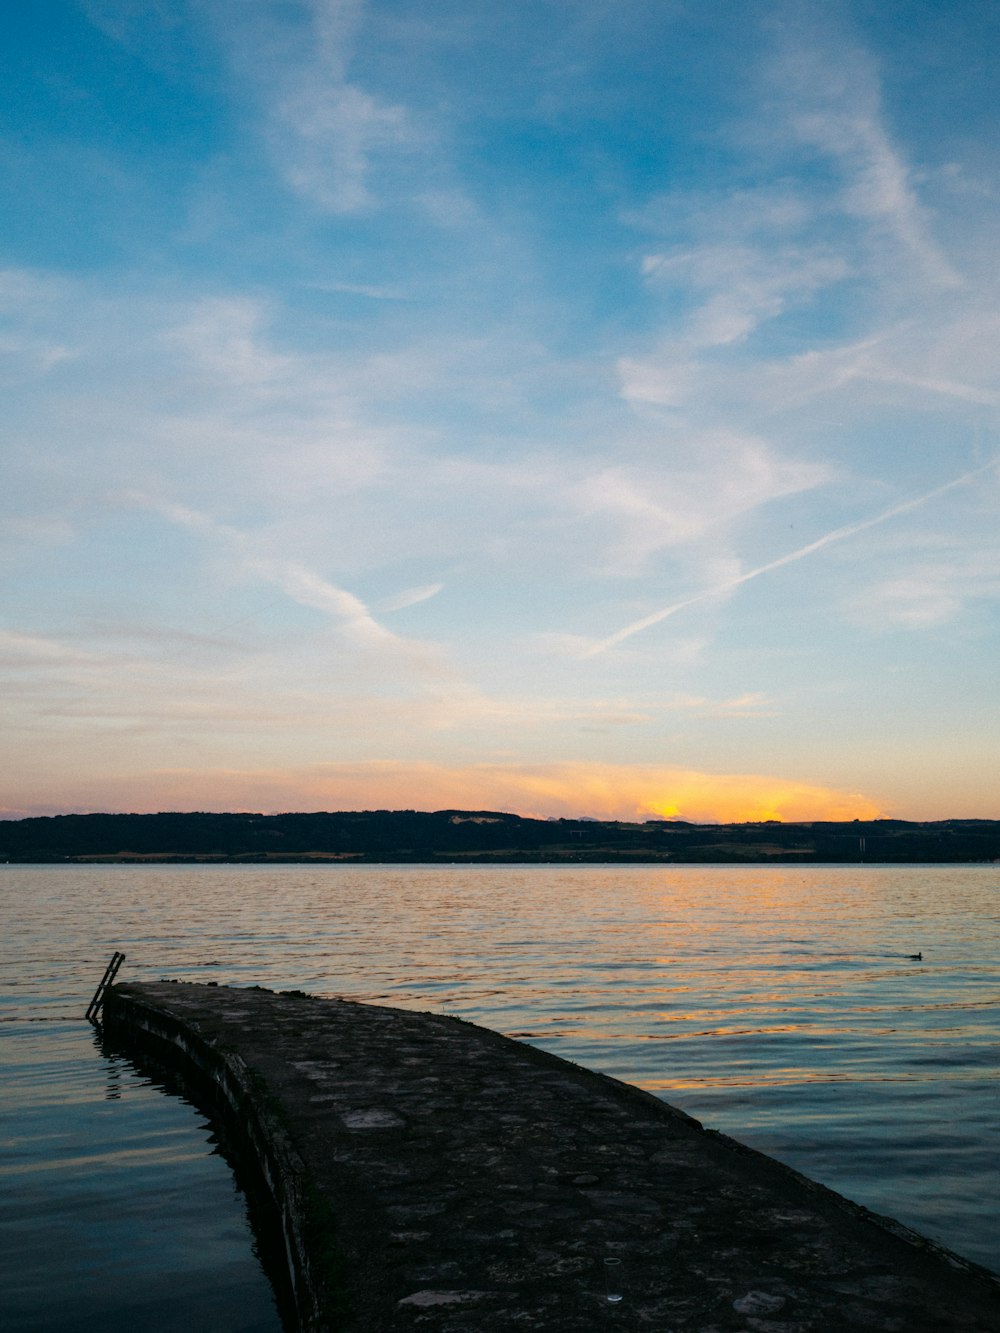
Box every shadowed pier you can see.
[104,982,1000,1332]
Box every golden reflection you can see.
[1,1146,210,1177]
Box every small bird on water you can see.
[909,952,923,960]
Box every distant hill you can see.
[2,810,999,863]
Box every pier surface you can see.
[105,982,1000,1332]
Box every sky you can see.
[2,0,999,824]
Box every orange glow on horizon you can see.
[8,760,885,824]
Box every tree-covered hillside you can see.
[2,810,999,863]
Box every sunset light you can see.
[2,2,998,820]
[5,9,999,1317]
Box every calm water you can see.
[2,863,998,1326]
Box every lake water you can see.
[2,863,998,1327]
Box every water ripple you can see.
[2,862,998,1276]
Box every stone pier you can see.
[103,982,1000,1332]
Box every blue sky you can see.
[2,0,999,821]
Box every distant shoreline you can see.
[3,809,999,865]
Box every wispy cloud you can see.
[210,0,421,214]
[585,458,999,654]
[0,268,78,377]
[767,25,961,289]
[639,238,850,353]
[378,583,444,612]
[603,9,1000,685]
[618,14,971,434]
[0,628,97,667]
[275,79,413,214]
[139,496,444,665]
[165,297,292,389]
[844,546,1000,629]
[570,437,829,574]
[308,280,408,300]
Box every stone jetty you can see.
[103,982,1000,1332]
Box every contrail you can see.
[584,457,998,657]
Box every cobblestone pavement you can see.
[109,983,1000,1332]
